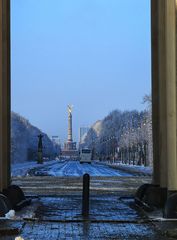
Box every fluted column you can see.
[165,0,177,192]
[158,0,168,188]
[0,0,11,190]
[151,0,161,185]
[151,0,177,191]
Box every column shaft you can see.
[165,0,177,191]
[151,0,160,185]
[0,0,11,190]
[158,0,167,188]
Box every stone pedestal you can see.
[64,141,76,151]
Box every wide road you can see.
[28,160,132,177]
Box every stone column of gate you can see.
[158,0,168,189]
[0,0,11,190]
[151,0,161,186]
[165,0,177,194]
[151,0,177,190]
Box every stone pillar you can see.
[151,0,176,190]
[158,0,168,189]
[0,0,11,190]
[165,0,177,193]
[137,0,176,207]
[161,1,177,218]
[68,111,72,142]
[151,0,161,185]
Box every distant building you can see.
[79,127,90,144]
[51,136,60,145]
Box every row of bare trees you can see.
[81,95,152,166]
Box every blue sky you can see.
[11,0,151,144]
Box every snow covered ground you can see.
[101,161,152,175]
[31,160,134,177]
[12,160,133,177]
[11,160,58,177]
[118,163,152,175]
[11,160,152,177]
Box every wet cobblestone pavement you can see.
[0,221,171,240]
[0,176,175,239]
[0,194,174,240]
[35,195,140,222]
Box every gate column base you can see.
[135,184,167,209]
[164,192,177,218]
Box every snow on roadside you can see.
[97,161,152,175]
[11,160,58,177]
[117,163,152,175]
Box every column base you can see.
[0,194,11,216]
[37,152,43,164]
[135,184,167,209]
[164,192,177,218]
[2,185,31,211]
